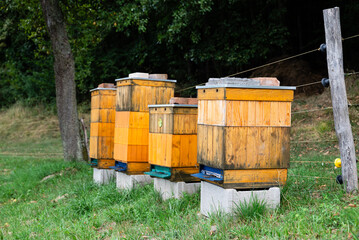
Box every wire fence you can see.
[176,33,359,93]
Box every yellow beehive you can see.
[146,104,198,182]
[89,83,116,168]
[195,83,295,189]
[113,75,176,174]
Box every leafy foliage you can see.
[1,1,359,106]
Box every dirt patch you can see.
[250,58,324,95]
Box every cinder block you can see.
[129,72,149,78]
[93,168,115,185]
[149,74,168,79]
[169,97,198,105]
[154,178,200,200]
[200,181,280,217]
[252,77,280,86]
[116,172,152,190]
[98,83,115,88]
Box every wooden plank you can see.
[117,79,176,88]
[222,169,288,189]
[98,136,114,159]
[246,127,258,168]
[96,159,115,169]
[197,88,226,100]
[127,162,150,175]
[172,107,197,115]
[226,88,294,101]
[180,134,190,167]
[115,127,148,145]
[114,143,127,161]
[323,7,358,193]
[197,100,226,125]
[172,135,181,167]
[115,111,149,129]
[116,85,132,111]
[91,95,100,109]
[224,127,289,169]
[247,101,256,126]
[148,133,172,167]
[149,112,173,134]
[100,95,116,109]
[255,101,264,126]
[89,136,98,158]
[173,114,197,134]
[212,126,224,169]
[125,145,149,163]
[91,109,99,123]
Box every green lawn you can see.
[0,139,358,239]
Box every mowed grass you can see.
[0,99,359,239]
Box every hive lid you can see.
[196,85,296,90]
[115,77,176,83]
[206,77,261,86]
[89,87,117,92]
[90,83,117,92]
[148,104,198,108]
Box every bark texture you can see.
[323,7,358,193]
[41,0,84,161]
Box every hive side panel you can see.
[116,85,132,111]
[149,133,172,167]
[197,100,226,125]
[149,112,173,134]
[225,89,294,101]
[223,169,288,188]
[224,127,290,169]
[197,125,224,168]
[89,136,98,158]
[173,114,197,134]
[225,100,291,127]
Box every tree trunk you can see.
[41,0,85,161]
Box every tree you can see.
[40,0,86,161]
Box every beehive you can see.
[113,75,176,174]
[194,81,295,189]
[89,84,116,168]
[145,104,198,182]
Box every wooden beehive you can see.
[89,84,116,168]
[195,84,295,189]
[145,104,198,182]
[113,75,176,174]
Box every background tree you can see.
[0,0,358,106]
[40,0,86,161]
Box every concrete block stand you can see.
[200,181,280,217]
[154,178,201,200]
[116,171,152,190]
[93,168,115,185]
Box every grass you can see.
[1,80,359,239]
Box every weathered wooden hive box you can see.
[113,73,176,174]
[193,78,296,189]
[145,102,198,182]
[89,83,116,168]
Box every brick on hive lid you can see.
[98,83,115,88]
[128,72,149,79]
[251,77,280,86]
[149,74,168,80]
[169,97,198,105]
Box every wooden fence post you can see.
[323,7,358,193]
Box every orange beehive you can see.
[113,75,176,174]
[89,83,116,168]
[145,104,198,182]
[194,82,296,189]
